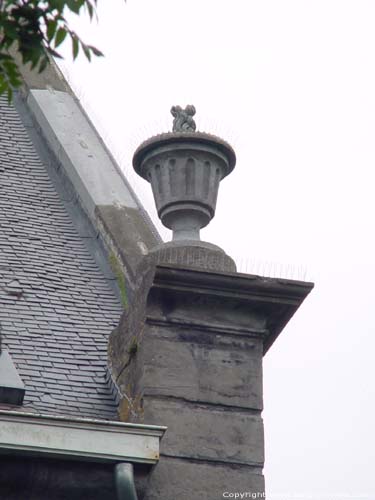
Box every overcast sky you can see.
[58,1,375,498]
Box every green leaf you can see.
[72,35,79,59]
[29,56,40,71]
[48,0,65,13]
[81,42,91,61]
[66,0,85,14]
[0,58,22,102]
[88,45,104,57]
[46,20,57,42]
[0,0,106,102]
[0,54,13,62]
[86,1,94,19]
[54,27,67,47]
[46,47,63,58]
[0,80,8,95]
[38,56,48,74]
[7,87,13,103]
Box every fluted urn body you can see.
[133,132,236,241]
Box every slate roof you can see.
[0,94,123,420]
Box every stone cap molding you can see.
[148,265,314,354]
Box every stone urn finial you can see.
[133,106,236,244]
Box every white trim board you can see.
[0,410,166,464]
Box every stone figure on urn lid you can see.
[171,105,196,132]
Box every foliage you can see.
[0,0,103,100]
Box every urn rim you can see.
[132,131,236,180]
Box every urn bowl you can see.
[133,132,236,241]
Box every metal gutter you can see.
[0,410,166,464]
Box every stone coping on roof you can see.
[26,88,160,286]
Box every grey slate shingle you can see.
[0,95,123,420]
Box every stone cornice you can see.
[150,265,314,353]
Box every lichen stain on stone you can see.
[109,251,128,308]
[118,393,144,423]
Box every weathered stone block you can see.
[144,397,264,466]
[142,325,263,410]
[143,457,265,500]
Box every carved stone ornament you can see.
[171,105,196,132]
[133,107,236,243]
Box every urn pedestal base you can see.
[147,240,237,273]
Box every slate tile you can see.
[0,95,122,421]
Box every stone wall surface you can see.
[143,457,265,500]
[142,324,263,409]
[109,261,313,500]
[144,397,264,465]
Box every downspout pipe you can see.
[115,463,138,500]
